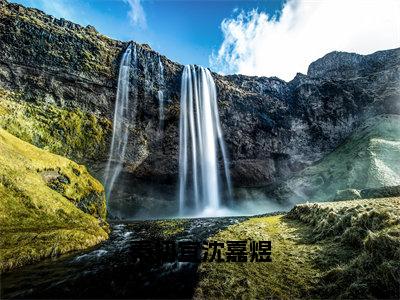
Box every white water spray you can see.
[179,65,233,216]
[104,44,137,200]
[158,56,165,130]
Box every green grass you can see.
[287,115,400,201]
[0,88,111,161]
[288,197,400,299]
[154,219,187,236]
[195,215,320,299]
[0,128,108,271]
[195,197,400,299]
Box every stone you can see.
[0,0,399,206]
[334,189,362,201]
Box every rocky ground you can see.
[2,197,398,299]
[1,215,249,299]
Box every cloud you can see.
[123,0,147,29]
[35,0,76,22]
[211,0,400,81]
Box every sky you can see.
[10,0,400,81]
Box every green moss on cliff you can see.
[0,128,108,271]
[195,197,400,299]
[0,88,111,161]
[288,115,400,201]
[154,219,187,236]
[1,2,122,78]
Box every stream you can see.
[1,216,248,299]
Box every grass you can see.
[154,219,187,236]
[195,197,400,299]
[288,197,400,299]
[0,88,111,162]
[0,128,108,271]
[286,114,400,202]
[194,215,320,299]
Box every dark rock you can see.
[334,189,362,201]
[0,1,399,201]
[360,185,400,199]
[332,186,400,202]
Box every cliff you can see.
[0,0,399,213]
[260,114,400,204]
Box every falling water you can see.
[179,65,233,215]
[104,44,137,200]
[158,56,165,130]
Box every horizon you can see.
[8,0,400,80]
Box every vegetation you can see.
[154,219,187,236]
[195,215,319,299]
[195,197,400,299]
[1,1,122,78]
[0,128,108,271]
[288,197,400,299]
[0,88,111,161]
[287,114,400,201]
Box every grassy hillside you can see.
[195,197,400,299]
[0,128,108,271]
[287,114,400,202]
[0,87,111,162]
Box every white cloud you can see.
[211,0,400,81]
[35,0,76,22]
[123,0,147,29]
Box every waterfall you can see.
[179,65,233,215]
[104,44,137,200]
[158,56,165,130]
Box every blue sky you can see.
[10,1,399,79]
[11,0,285,67]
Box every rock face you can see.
[283,114,400,202]
[0,128,108,271]
[0,0,399,211]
